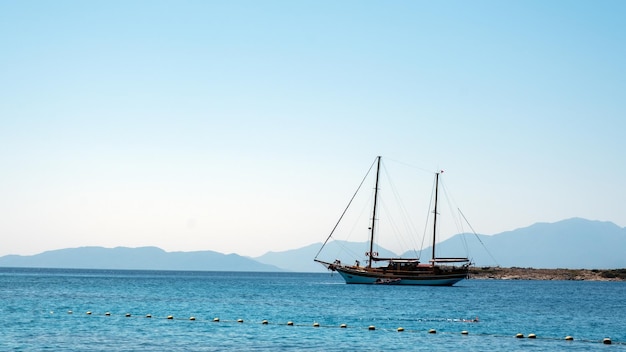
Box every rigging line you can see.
[440,181,470,256]
[314,157,378,260]
[377,199,403,257]
[381,163,420,257]
[457,208,500,266]
[385,157,435,175]
[456,209,471,257]
[331,189,374,261]
[439,179,463,232]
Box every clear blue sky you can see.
[1,0,624,257]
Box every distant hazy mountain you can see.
[0,246,283,272]
[256,218,626,271]
[2,218,624,272]
[430,217,626,269]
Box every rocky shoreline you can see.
[470,267,626,281]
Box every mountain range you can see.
[0,246,283,272]
[1,218,624,271]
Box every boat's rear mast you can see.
[430,170,470,266]
[431,171,440,265]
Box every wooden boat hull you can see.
[334,266,468,286]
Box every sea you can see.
[1,268,625,351]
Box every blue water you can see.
[1,268,625,351]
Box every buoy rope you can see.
[58,311,624,345]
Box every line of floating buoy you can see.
[67,312,624,345]
[516,333,540,339]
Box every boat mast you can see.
[368,156,381,268]
[431,171,440,263]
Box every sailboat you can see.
[314,156,471,286]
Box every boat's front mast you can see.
[368,156,381,268]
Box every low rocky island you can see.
[470,267,626,281]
